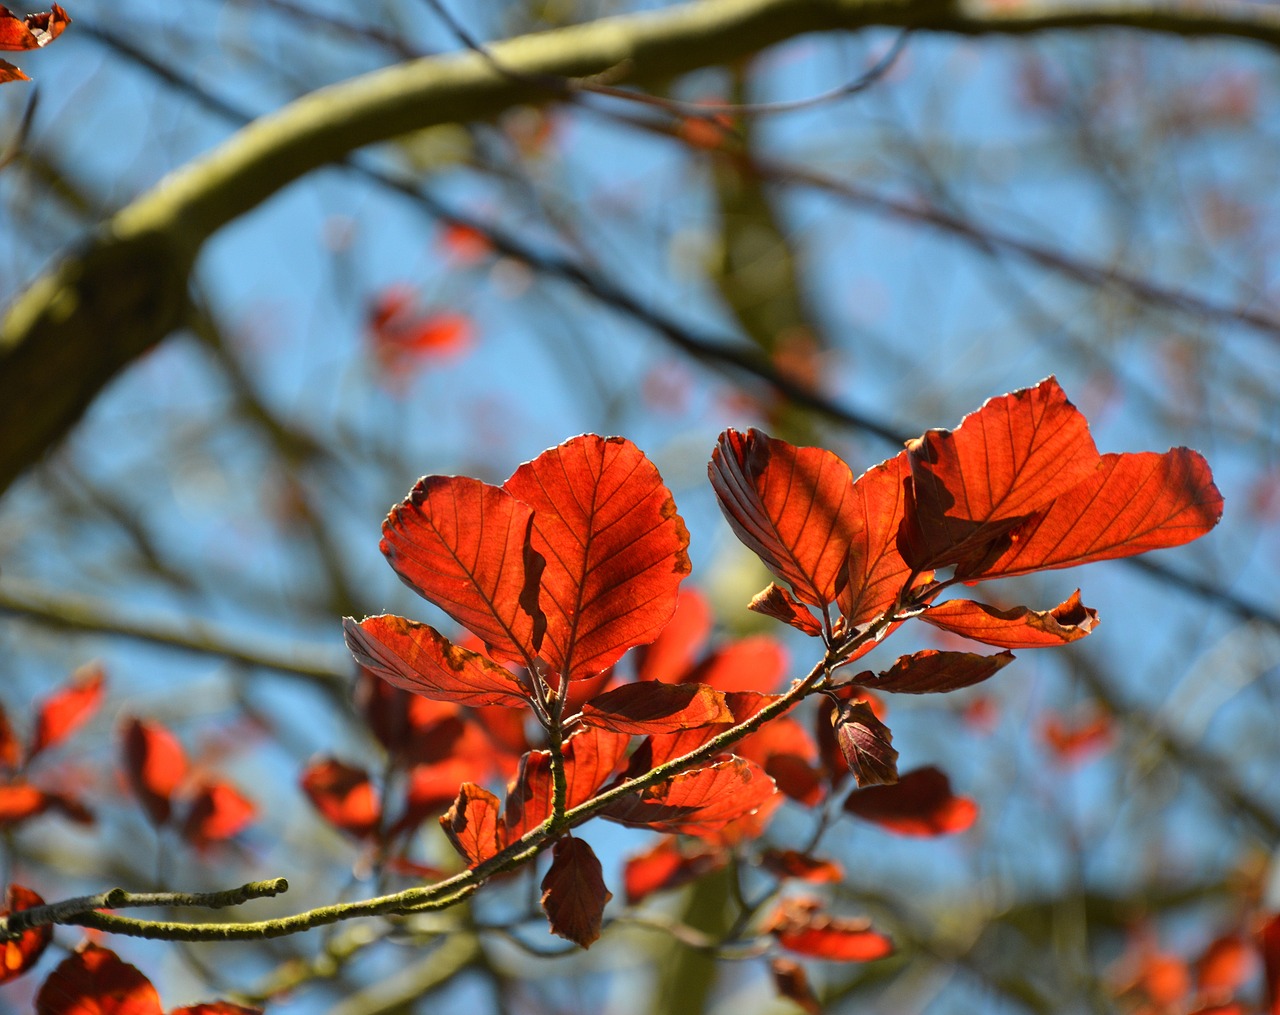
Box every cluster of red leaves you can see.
[121,717,255,847]
[0,663,102,829]
[0,3,68,83]
[366,284,474,383]
[34,943,258,1014]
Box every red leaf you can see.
[0,4,69,51]
[0,782,51,824]
[391,759,475,834]
[540,836,612,948]
[1259,913,1280,1015]
[0,884,51,985]
[622,837,726,904]
[736,716,823,805]
[368,286,473,366]
[770,958,821,1015]
[504,434,691,681]
[344,616,528,708]
[580,681,732,735]
[35,943,162,1015]
[504,728,631,841]
[440,782,504,867]
[181,781,255,845]
[0,58,29,82]
[300,758,380,839]
[633,588,712,683]
[973,449,1224,580]
[437,222,493,264]
[832,699,898,787]
[760,849,844,883]
[603,756,776,835]
[686,636,788,693]
[29,663,104,762]
[856,649,1015,695]
[171,1005,263,1014]
[641,690,775,769]
[1196,934,1254,999]
[921,591,1098,648]
[379,476,544,666]
[840,450,916,627]
[1041,708,1114,765]
[709,429,862,607]
[121,718,188,827]
[898,377,1102,571]
[354,670,460,762]
[766,897,895,962]
[748,584,823,636]
[0,705,19,769]
[843,765,978,836]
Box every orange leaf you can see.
[392,759,476,834]
[972,449,1224,580]
[300,758,380,839]
[748,583,823,636]
[639,690,775,769]
[843,765,978,836]
[1196,933,1254,999]
[504,435,690,681]
[622,837,726,904]
[580,681,732,735]
[856,649,1015,695]
[0,58,27,83]
[841,450,916,627]
[440,782,504,867]
[760,849,844,883]
[736,716,822,805]
[344,616,528,708]
[633,588,713,683]
[379,476,544,666]
[709,428,863,607]
[766,897,894,962]
[686,635,788,693]
[921,591,1098,648]
[36,943,162,1015]
[899,377,1102,571]
[0,782,48,824]
[181,780,254,845]
[1041,707,1114,765]
[602,756,776,836]
[29,662,104,762]
[121,717,188,827]
[540,836,612,948]
[0,885,51,985]
[504,728,631,841]
[0,3,69,51]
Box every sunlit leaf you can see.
[832,699,898,787]
[632,587,712,683]
[0,782,49,824]
[0,885,51,985]
[603,756,776,835]
[766,897,894,962]
[639,690,775,769]
[344,616,528,708]
[300,758,380,840]
[686,635,788,693]
[540,836,611,948]
[28,663,104,762]
[854,649,1015,695]
[0,58,29,82]
[441,783,503,867]
[181,781,254,845]
[843,765,978,836]
[580,681,732,735]
[380,476,544,665]
[504,434,691,680]
[760,849,843,883]
[36,943,162,1015]
[1196,933,1254,1000]
[709,428,862,607]
[622,837,726,904]
[504,728,631,841]
[121,717,188,827]
[840,450,916,627]
[0,4,69,50]
[921,591,1098,648]
[747,583,823,636]
[736,715,822,805]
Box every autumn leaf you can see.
[971,449,1224,580]
[766,897,894,962]
[121,717,188,827]
[300,758,380,839]
[368,286,473,369]
[0,884,51,985]
[633,587,713,683]
[28,662,104,762]
[540,836,612,948]
[920,591,1098,648]
[379,476,545,665]
[709,428,862,607]
[603,756,776,835]
[760,849,843,883]
[0,58,28,82]
[0,3,69,50]
[622,837,726,904]
[0,704,18,770]
[1258,913,1280,1015]
[639,690,775,769]
[748,583,823,636]
[580,681,733,735]
[685,635,788,693]
[831,699,898,787]
[504,434,690,681]
[770,958,822,1015]
[897,376,1102,572]
[440,782,504,867]
[735,715,823,805]
[843,765,978,836]
[344,616,529,708]
[840,450,916,627]
[1041,707,1114,765]
[181,781,255,845]
[36,943,163,1015]
[853,649,1015,695]
[504,728,631,841]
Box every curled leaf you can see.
[921,591,1098,648]
[854,649,1015,695]
[748,583,823,636]
[832,699,898,787]
[0,4,68,50]
[440,782,504,867]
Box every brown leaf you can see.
[344,616,528,707]
[603,756,777,835]
[843,765,978,836]
[580,681,733,735]
[770,958,822,1015]
[540,836,612,948]
[832,699,898,787]
[505,434,690,680]
[0,3,68,51]
[748,583,823,636]
[0,59,27,83]
[921,591,1098,648]
[709,428,862,607]
[856,649,1015,695]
